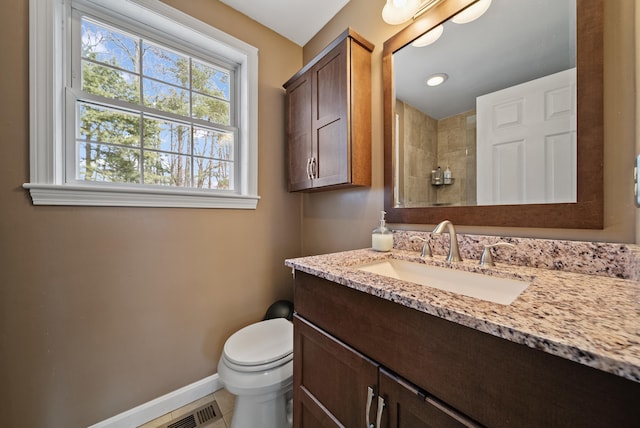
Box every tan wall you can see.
[0,0,302,426]
[302,0,637,255]
[636,0,640,243]
[1,0,636,426]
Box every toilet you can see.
[217,317,293,428]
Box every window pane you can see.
[81,18,138,73]
[78,142,140,183]
[192,93,230,125]
[82,62,140,103]
[142,42,189,88]
[193,127,234,160]
[143,117,190,154]
[193,60,230,100]
[78,103,140,147]
[143,151,191,187]
[143,78,189,116]
[71,15,242,195]
[194,158,233,190]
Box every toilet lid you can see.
[224,318,293,366]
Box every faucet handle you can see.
[410,236,432,257]
[480,243,516,267]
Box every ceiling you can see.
[394,0,576,120]
[219,0,351,46]
[219,0,576,120]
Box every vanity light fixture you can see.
[382,0,445,25]
[452,0,492,24]
[426,73,448,86]
[411,24,444,47]
[382,0,421,25]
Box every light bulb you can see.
[382,0,421,25]
[411,25,444,47]
[452,0,492,24]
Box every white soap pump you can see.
[372,211,393,252]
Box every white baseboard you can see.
[88,374,223,428]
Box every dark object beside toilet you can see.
[264,300,293,321]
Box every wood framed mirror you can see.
[383,0,603,228]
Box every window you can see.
[26,0,259,208]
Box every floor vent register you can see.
[161,400,223,428]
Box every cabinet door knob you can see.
[375,395,385,428]
[366,386,375,428]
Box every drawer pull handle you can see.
[366,386,375,428]
[376,395,385,428]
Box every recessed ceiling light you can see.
[411,25,444,47]
[426,73,448,86]
[452,0,492,24]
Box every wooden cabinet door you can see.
[283,29,372,192]
[311,40,349,188]
[379,369,481,428]
[293,314,379,428]
[286,74,313,191]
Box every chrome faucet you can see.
[410,236,432,257]
[432,220,462,262]
[479,243,516,267]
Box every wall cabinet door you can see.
[284,29,372,192]
[310,41,349,189]
[293,315,379,428]
[286,75,313,191]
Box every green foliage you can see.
[78,23,234,190]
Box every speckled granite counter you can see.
[285,234,640,383]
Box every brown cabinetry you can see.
[294,315,377,427]
[294,314,479,428]
[293,270,640,427]
[284,29,373,192]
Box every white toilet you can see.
[217,317,293,428]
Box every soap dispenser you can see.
[372,211,393,252]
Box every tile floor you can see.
[138,388,235,428]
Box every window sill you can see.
[23,183,260,209]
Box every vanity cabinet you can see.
[283,29,373,192]
[293,271,640,427]
[294,315,478,428]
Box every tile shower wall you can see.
[436,110,477,206]
[396,99,476,207]
[396,100,436,206]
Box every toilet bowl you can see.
[217,318,293,428]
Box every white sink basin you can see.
[356,259,530,305]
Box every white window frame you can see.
[25,0,259,209]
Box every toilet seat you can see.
[223,318,293,372]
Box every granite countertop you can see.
[285,244,640,383]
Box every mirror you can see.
[383,0,603,228]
